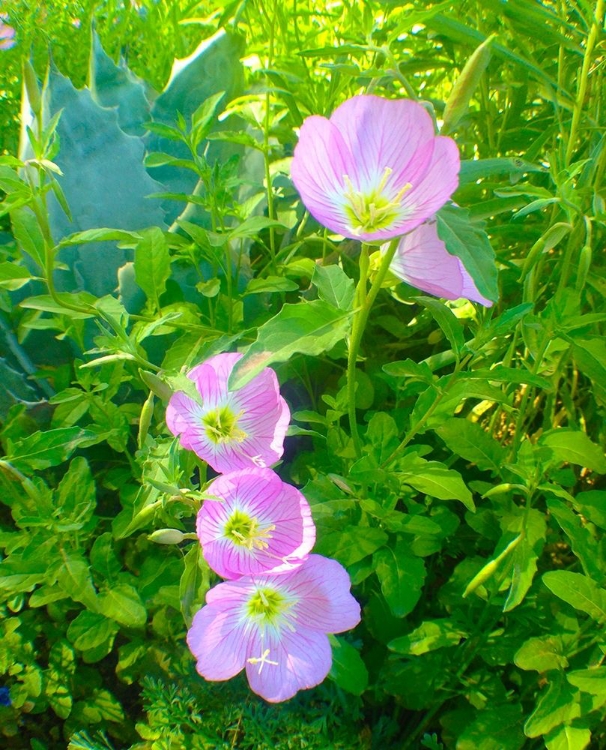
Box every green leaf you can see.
[415,296,465,359]
[502,508,547,611]
[55,457,96,532]
[10,206,45,269]
[179,544,211,627]
[98,584,147,628]
[67,611,119,651]
[542,571,606,622]
[328,636,368,695]
[436,418,507,472]
[134,227,171,306]
[56,554,98,610]
[566,667,606,696]
[229,301,352,390]
[546,498,604,582]
[524,677,580,738]
[435,203,498,302]
[400,455,475,511]
[89,533,122,580]
[245,276,299,295]
[6,427,97,471]
[540,430,606,474]
[545,725,591,750]
[227,216,285,241]
[312,264,355,310]
[314,526,387,567]
[514,636,569,672]
[457,703,525,750]
[388,619,466,655]
[0,261,32,290]
[374,541,426,618]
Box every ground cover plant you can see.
[0,0,605,747]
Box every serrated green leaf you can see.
[6,428,99,471]
[229,301,352,390]
[312,264,355,310]
[436,418,507,472]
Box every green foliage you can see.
[1,0,605,748]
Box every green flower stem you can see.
[347,238,400,458]
[565,0,604,166]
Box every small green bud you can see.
[575,245,592,292]
[148,528,186,545]
[23,61,42,117]
[138,391,155,449]
[138,369,173,401]
[442,34,496,135]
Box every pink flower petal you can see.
[245,626,332,703]
[388,220,493,306]
[291,95,460,242]
[197,468,316,579]
[166,352,290,473]
[286,555,361,632]
[187,602,247,681]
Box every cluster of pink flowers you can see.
[167,353,360,702]
[292,94,492,306]
[0,16,16,50]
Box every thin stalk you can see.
[347,238,399,457]
[565,0,604,166]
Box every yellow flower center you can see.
[246,586,292,626]
[342,167,412,235]
[224,509,275,551]
[202,405,247,444]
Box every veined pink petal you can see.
[328,95,435,192]
[291,95,460,242]
[285,555,361,632]
[166,352,290,473]
[388,220,493,306]
[186,555,361,703]
[245,626,332,703]
[396,138,460,235]
[197,468,316,579]
[187,603,247,681]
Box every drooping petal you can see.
[245,625,332,703]
[197,468,316,579]
[389,220,493,306]
[187,600,248,681]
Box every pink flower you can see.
[197,468,316,579]
[291,95,459,242]
[387,220,493,306]
[166,353,290,474]
[0,17,16,50]
[187,555,361,702]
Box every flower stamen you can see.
[247,648,279,674]
[342,167,412,236]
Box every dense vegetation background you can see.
[0,0,605,748]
